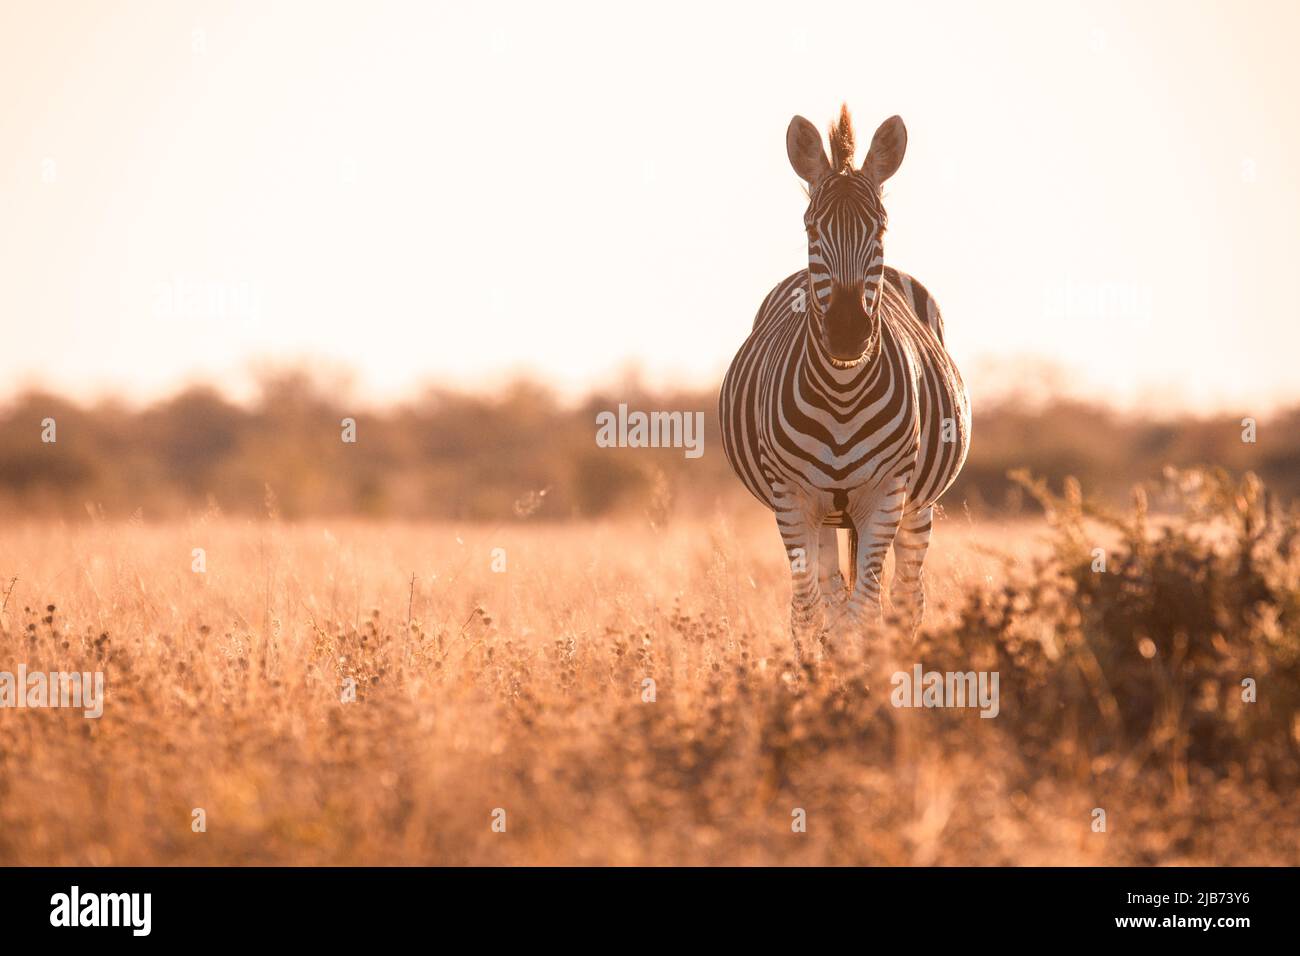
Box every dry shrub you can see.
[945,468,1300,791]
[909,468,1300,864]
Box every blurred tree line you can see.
[0,370,1294,521]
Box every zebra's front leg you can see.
[817,524,847,616]
[775,498,823,662]
[843,482,907,645]
[889,505,933,636]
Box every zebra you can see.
[719,106,970,658]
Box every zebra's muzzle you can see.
[821,287,874,366]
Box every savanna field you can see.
[2,468,1297,865]
[4,0,1300,889]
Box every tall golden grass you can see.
[2,469,1295,865]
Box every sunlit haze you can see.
[3,0,1298,413]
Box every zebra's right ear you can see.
[786,116,831,187]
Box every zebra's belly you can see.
[719,347,780,510]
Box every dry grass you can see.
[0,486,1296,865]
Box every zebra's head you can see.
[786,106,907,368]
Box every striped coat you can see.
[719,107,969,655]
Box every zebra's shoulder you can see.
[884,266,945,344]
[752,270,809,330]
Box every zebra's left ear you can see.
[863,115,907,186]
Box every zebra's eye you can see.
[805,224,818,240]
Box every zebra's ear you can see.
[786,116,831,187]
[863,115,907,186]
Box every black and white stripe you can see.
[719,108,970,654]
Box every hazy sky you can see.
[2,0,1298,412]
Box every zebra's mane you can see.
[828,104,856,172]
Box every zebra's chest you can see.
[803,416,883,465]
[721,267,968,515]
[758,370,919,491]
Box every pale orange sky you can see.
[2,0,1298,413]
